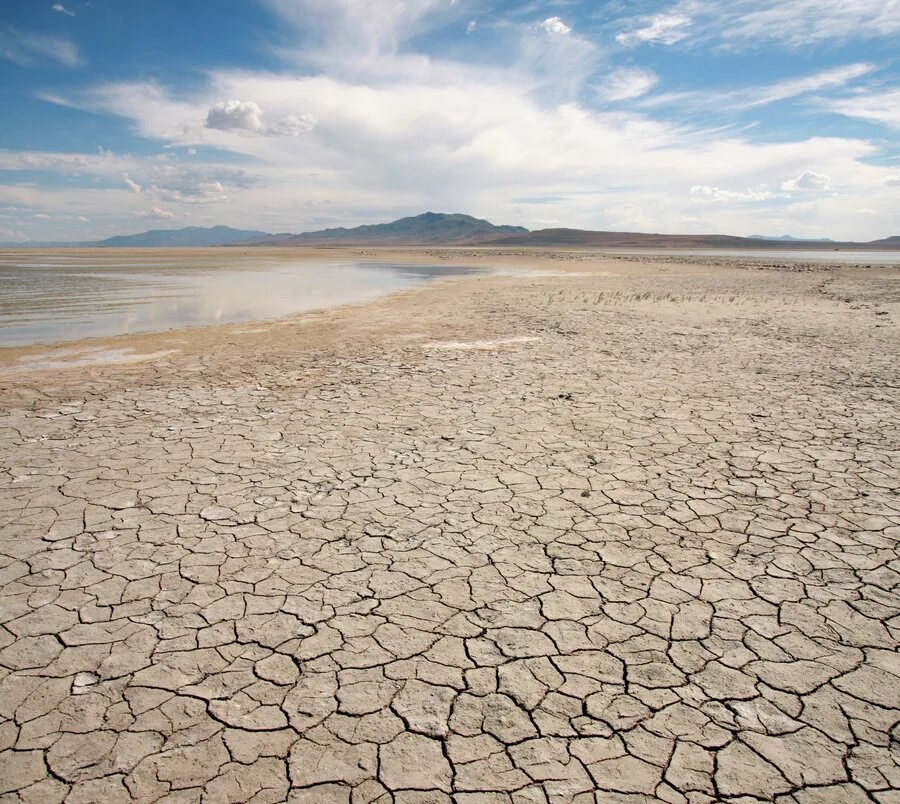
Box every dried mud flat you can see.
[0,251,898,804]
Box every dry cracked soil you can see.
[0,251,898,804]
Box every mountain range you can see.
[3,213,898,250]
[252,212,528,246]
[483,229,899,249]
[748,234,833,242]
[97,225,270,247]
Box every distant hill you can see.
[98,226,269,247]
[749,234,834,242]
[869,235,900,247]
[482,228,900,250]
[252,212,528,246]
[482,229,754,248]
[4,216,897,250]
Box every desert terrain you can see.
[0,248,897,803]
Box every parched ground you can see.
[0,253,898,803]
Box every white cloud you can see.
[140,207,175,220]
[597,67,658,102]
[518,21,599,103]
[0,227,29,242]
[466,20,476,35]
[739,64,875,108]
[205,99,317,136]
[617,0,900,49]
[826,88,900,130]
[86,82,201,142]
[123,173,142,194]
[156,181,226,204]
[0,151,256,209]
[721,0,900,46]
[52,3,76,17]
[268,113,318,136]
[616,14,691,46]
[782,171,830,191]
[0,26,82,67]
[691,185,779,202]
[66,71,898,239]
[11,2,900,242]
[641,63,875,112]
[206,99,264,132]
[263,0,463,63]
[540,17,571,36]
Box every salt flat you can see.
[0,249,897,803]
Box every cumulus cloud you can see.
[540,17,571,35]
[466,20,476,34]
[206,99,264,132]
[598,67,658,102]
[52,3,76,16]
[781,171,830,191]
[0,26,82,67]
[205,100,317,136]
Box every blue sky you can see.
[0,0,898,241]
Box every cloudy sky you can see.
[1,0,898,242]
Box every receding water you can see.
[0,253,484,347]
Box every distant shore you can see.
[1,246,897,377]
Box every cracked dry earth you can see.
[0,256,898,804]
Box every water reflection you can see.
[0,255,483,347]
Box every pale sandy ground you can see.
[0,248,898,803]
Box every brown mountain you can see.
[252,214,897,250]
[252,212,528,246]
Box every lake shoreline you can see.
[2,245,897,373]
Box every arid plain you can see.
[0,248,898,803]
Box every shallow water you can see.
[0,254,483,347]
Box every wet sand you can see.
[0,248,898,802]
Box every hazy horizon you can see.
[1,0,898,243]
[4,212,900,246]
